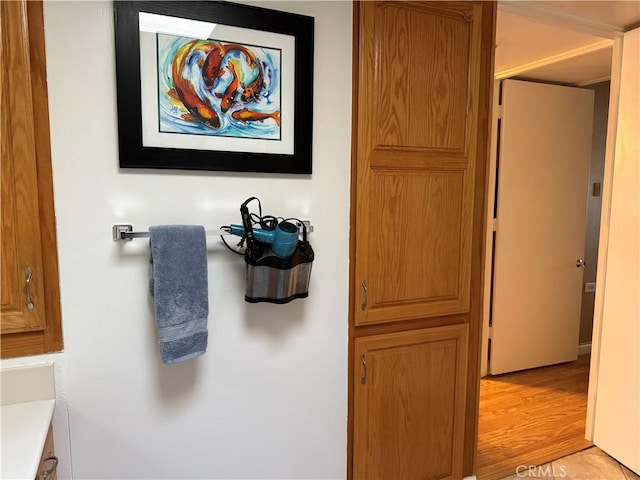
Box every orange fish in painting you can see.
[240,61,264,102]
[171,40,221,129]
[216,61,241,113]
[220,44,264,102]
[231,108,280,126]
[201,42,226,89]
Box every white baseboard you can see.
[463,476,477,480]
[578,342,592,356]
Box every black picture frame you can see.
[114,1,314,174]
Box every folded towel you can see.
[149,225,208,364]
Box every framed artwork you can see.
[114,1,314,174]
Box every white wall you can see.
[1,1,352,478]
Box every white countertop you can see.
[1,398,55,480]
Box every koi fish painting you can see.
[157,34,282,140]
[115,0,313,173]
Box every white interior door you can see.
[490,79,594,375]
[591,27,640,473]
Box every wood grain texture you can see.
[37,424,57,480]
[1,44,20,315]
[370,171,463,304]
[373,2,470,153]
[349,1,496,478]
[27,0,63,354]
[463,3,497,475]
[0,330,45,358]
[1,0,63,357]
[476,355,592,480]
[346,4,362,477]
[1,0,47,334]
[353,0,489,328]
[354,325,468,480]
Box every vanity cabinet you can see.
[36,424,57,480]
[1,0,62,358]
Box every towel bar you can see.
[112,221,314,242]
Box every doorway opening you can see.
[477,4,620,478]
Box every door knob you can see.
[576,259,586,268]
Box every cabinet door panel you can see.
[1,0,47,334]
[372,2,471,153]
[354,1,486,326]
[354,324,468,479]
[367,170,465,322]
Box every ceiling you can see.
[495,0,640,85]
[527,1,640,31]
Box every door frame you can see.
[584,34,623,440]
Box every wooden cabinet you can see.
[349,1,495,478]
[353,325,468,479]
[353,1,489,327]
[1,0,47,335]
[1,0,62,358]
[37,424,58,480]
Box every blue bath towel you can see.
[149,225,208,364]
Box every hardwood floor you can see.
[477,355,592,480]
